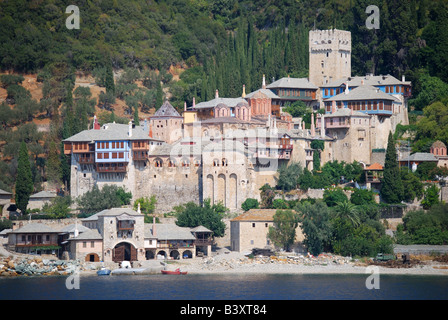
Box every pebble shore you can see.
[2,249,448,277]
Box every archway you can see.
[182,250,193,259]
[113,242,137,262]
[145,250,155,260]
[170,250,180,260]
[85,253,100,262]
[157,250,167,260]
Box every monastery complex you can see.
[63,29,413,213]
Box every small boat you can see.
[161,268,187,275]
[97,267,111,276]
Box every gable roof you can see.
[153,100,182,118]
[29,191,57,199]
[145,223,196,240]
[244,88,280,99]
[267,77,318,90]
[365,163,383,170]
[10,223,60,234]
[400,152,438,162]
[81,208,143,222]
[325,85,401,102]
[193,97,248,110]
[321,74,410,88]
[70,228,102,240]
[64,122,162,143]
[231,209,279,222]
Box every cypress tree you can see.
[105,62,115,96]
[15,142,33,214]
[46,141,62,188]
[381,132,404,203]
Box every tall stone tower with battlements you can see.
[309,29,351,88]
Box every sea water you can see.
[1,273,447,300]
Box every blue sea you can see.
[1,273,447,300]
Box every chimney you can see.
[262,74,266,89]
[321,115,326,138]
[311,113,315,136]
[143,118,148,132]
[193,97,196,109]
[128,121,133,137]
[402,75,405,82]
[184,101,187,112]
[361,79,364,86]
[152,216,156,237]
[93,115,100,130]
[137,203,141,214]
[242,85,246,98]
[345,83,349,94]
[215,89,219,99]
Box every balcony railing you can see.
[96,164,127,172]
[79,156,95,164]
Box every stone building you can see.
[230,209,304,253]
[309,29,351,89]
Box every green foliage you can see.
[267,209,300,251]
[398,204,448,244]
[350,188,376,206]
[133,196,157,223]
[399,168,424,202]
[296,200,332,256]
[40,196,72,219]
[283,100,308,118]
[77,185,132,216]
[323,188,348,207]
[409,73,448,111]
[15,142,33,213]
[332,201,361,228]
[241,198,259,212]
[421,184,440,210]
[272,198,288,209]
[175,199,227,238]
[259,183,275,208]
[381,132,404,203]
[276,162,302,191]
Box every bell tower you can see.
[309,29,351,87]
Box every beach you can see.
[144,250,448,276]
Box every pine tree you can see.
[381,132,404,203]
[15,142,33,214]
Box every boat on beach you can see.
[161,268,187,275]
[97,267,111,276]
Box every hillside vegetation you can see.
[1,0,448,196]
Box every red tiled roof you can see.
[365,163,383,170]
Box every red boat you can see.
[161,268,187,275]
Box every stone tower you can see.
[309,29,351,87]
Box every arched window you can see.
[213,159,220,167]
[222,158,228,167]
[154,159,163,168]
[182,158,190,167]
[168,159,176,168]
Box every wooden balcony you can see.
[133,151,148,161]
[96,163,127,173]
[79,155,95,164]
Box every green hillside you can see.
[1,0,448,195]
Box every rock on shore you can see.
[0,256,82,277]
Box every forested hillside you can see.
[1,0,448,195]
